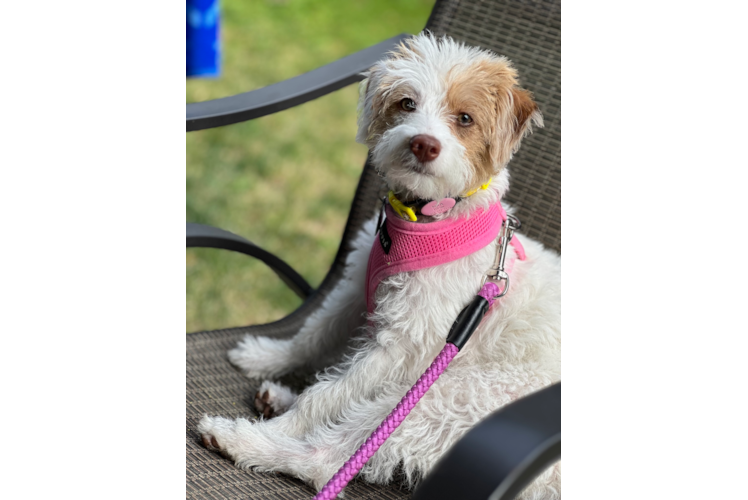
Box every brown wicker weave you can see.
[187,1,561,498]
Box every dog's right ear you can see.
[356,66,381,144]
[356,61,392,147]
[356,71,373,145]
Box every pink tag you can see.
[420,197,456,216]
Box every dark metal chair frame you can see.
[187,1,560,498]
[413,382,748,500]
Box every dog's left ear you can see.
[489,85,543,170]
[509,87,543,151]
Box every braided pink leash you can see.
[479,281,501,306]
[313,343,460,500]
[313,282,501,499]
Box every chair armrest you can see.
[187,34,410,131]
[413,382,748,500]
[187,222,313,299]
[412,382,561,500]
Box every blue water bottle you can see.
[186,0,220,77]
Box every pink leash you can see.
[313,342,460,500]
[314,281,506,500]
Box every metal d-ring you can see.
[507,214,521,230]
[481,272,510,299]
[493,274,510,299]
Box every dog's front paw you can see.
[254,380,297,419]
[198,414,296,473]
[228,335,294,379]
[197,415,239,455]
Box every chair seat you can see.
[187,328,412,499]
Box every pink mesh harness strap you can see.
[365,202,526,315]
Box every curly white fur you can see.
[199,33,560,499]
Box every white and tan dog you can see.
[199,33,561,499]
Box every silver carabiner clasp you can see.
[481,215,521,299]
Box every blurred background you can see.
[187,0,434,332]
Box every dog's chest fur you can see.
[353,212,561,390]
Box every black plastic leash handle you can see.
[446,295,490,350]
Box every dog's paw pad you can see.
[201,433,220,450]
[255,390,274,418]
[197,415,237,453]
[254,381,297,419]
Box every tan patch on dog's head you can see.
[446,58,542,191]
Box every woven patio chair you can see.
[186,1,561,498]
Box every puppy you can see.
[199,33,561,499]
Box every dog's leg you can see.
[228,221,375,379]
[200,338,438,489]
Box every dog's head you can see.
[357,33,543,203]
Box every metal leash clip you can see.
[481,214,521,298]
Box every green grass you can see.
[187,0,434,332]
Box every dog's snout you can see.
[409,135,441,163]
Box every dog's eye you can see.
[400,98,416,112]
[458,113,473,126]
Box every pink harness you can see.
[365,201,526,315]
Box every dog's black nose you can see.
[410,135,441,163]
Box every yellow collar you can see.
[388,178,492,222]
